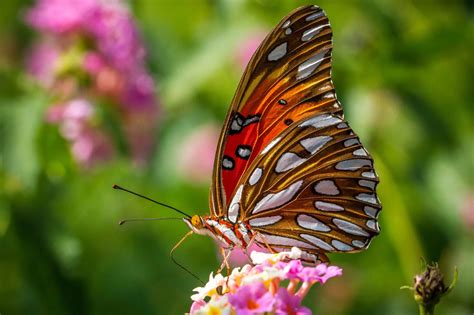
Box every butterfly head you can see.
[183,215,207,235]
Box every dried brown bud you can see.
[402,261,458,315]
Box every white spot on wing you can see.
[296,49,329,80]
[282,20,291,28]
[362,171,377,179]
[337,122,348,129]
[331,239,353,251]
[252,180,303,214]
[285,28,292,35]
[352,240,366,248]
[315,201,344,212]
[364,206,379,218]
[249,167,263,186]
[299,114,342,129]
[314,180,340,195]
[275,152,306,173]
[301,24,329,41]
[296,214,331,232]
[359,180,376,189]
[268,42,287,61]
[366,219,379,231]
[249,216,282,227]
[300,234,334,251]
[256,233,316,249]
[228,185,243,223]
[356,193,379,205]
[333,218,369,237]
[305,11,325,21]
[300,136,332,154]
[335,159,372,171]
[353,148,368,156]
[260,137,281,155]
[344,138,360,147]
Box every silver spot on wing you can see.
[249,216,282,227]
[300,234,334,251]
[296,49,329,80]
[296,214,331,232]
[331,239,353,251]
[299,114,342,129]
[335,159,372,171]
[300,136,332,154]
[249,167,263,186]
[302,24,329,42]
[252,180,303,214]
[228,184,243,223]
[305,11,325,21]
[356,193,379,205]
[268,42,287,61]
[260,137,281,155]
[275,152,306,173]
[315,201,344,212]
[314,180,340,195]
[333,218,369,237]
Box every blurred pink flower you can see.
[26,0,159,168]
[225,243,266,267]
[26,40,59,87]
[274,288,311,315]
[228,282,275,314]
[178,124,220,183]
[236,32,266,69]
[461,193,474,232]
[26,0,97,34]
[46,99,114,166]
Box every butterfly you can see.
[182,4,381,264]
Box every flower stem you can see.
[419,303,435,315]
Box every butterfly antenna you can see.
[113,184,191,218]
[171,231,205,285]
[119,217,183,225]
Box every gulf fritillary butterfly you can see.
[181,5,382,264]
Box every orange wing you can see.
[211,5,340,216]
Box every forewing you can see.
[231,113,381,261]
[211,5,340,216]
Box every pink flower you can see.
[190,300,206,314]
[189,247,343,314]
[299,264,343,284]
[228,282,275,315]
[26,40,59,87]
[26,0,97,34]
[236,32,266,69]
[274,288,311,315]
[26,0,159,168]
[178,124,220,183]
[85,3,145,73]
[280,260,304,280]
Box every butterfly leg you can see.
[217,247,232,275]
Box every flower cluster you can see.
[190,248,342,315]
[26,0,158,167]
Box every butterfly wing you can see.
[232,113,381,262]
[211,5,339,216]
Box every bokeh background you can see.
[1,0,473,314]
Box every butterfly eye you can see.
[191,215,203,228]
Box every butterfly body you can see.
[186,5,381,264]
[184,215,254,249]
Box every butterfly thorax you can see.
[184,215,254,249]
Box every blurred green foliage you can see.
[0,0,473,314]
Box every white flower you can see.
[193,295,232,315]
[191,272,226,301]
[250,247,303,264]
